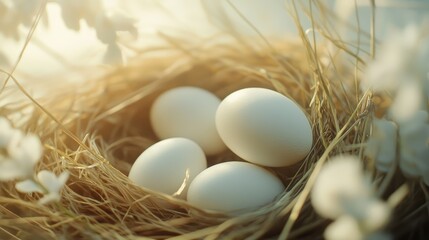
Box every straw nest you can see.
[0,34,427,240]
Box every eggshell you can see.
[128,138,207,198]
[187,161,285,214]
[150,86,226,155]
[216,88,313,167]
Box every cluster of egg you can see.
[128,86,313,214]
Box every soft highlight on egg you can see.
[187,161,285,214]
[128,138,207,198]
[215,87,313,167]
[150,86,226,155]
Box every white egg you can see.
[128,138,207,198]
[150,86,226,155]
[187,161,285,214]
[216,88,313,167]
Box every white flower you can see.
[311,155,373,219]
[55,0,136,64]
[366,111,429,185]
[363,24,429,93]
[16,170,69,205]
[361,200,391,233]
[312,156,392,239]
[56,0,104,31]
[324,209,391,240]
[0,117,43,181]
[103,43,122,64]
[324,215,363,240]
[0,117,68,204]
[105,11,137,37]
[95,12,136,64]
[0,0,42,40]
[398,110,429,184]
[1,0,136,65]
[55,0,137,41]
[365,118,397,172]
[0,117,16,147]
[362,22,429,186]
[389,80,424,122]
[95,11,137,43]
[7,132,43,166]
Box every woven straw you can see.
[0,30,427,239]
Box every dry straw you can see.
[0,1,427,239]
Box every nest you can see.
[0,33,427,239]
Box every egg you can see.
[150,86,226,155]
[128,138,207,198]
[187,161,285,214]
[216,88,313,167]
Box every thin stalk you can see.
[279,90,371,239]
[0,0,47,93]
[370,0,376,59]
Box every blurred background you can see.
[1,0,428,92]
